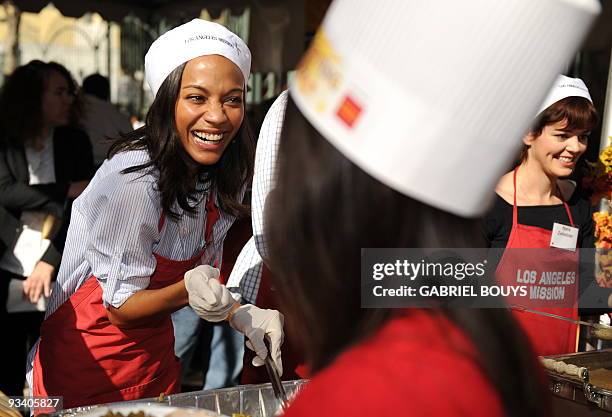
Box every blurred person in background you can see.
[228,0,597,415]
[0,60,93,396]
[80,73,133,169]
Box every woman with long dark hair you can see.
[267,97,548,417]
[0,60,93,396]
[28,20,282,409]
[484,75,599,356]
[245,0,598,414]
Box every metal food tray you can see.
[48,404,223,417]
[164,380,306,417]
[50,380,307,417]
[544,350,612,413]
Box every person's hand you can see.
[184,265,235,322]
[229,304,284,375]
[23,261,55,303]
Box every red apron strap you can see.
[205,191,220,247]
[562,201,575,227]
[511,168,519,226]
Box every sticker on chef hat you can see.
[294,30,344,115]
[336,95,363,128]
[293,30,369,134]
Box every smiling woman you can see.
[175,55,245,166]
[518,95,597,180]
[28,19,284,409]
[483,75,600,356]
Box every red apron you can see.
[496,169,579,356]
[241,264,308,384]
[33,197,219,409]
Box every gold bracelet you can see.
[226,302,241,322]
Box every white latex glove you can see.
[184,265,235,322]
[230,304,284,375]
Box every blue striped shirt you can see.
[27,148,240,388]
[46,149,237,316]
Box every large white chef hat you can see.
[289,0,600,217]
[145,18,251,97]
[538,74,593,114]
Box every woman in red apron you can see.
[28,19,281,410]
[484,75,599,356]
[229,0,594,413]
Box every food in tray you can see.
[231,414,252,417]
[540,358,586,378]
[165,409,223,417]
[101,412,153,417]
[591,323,612,340]
[97,409,221,417]
[543,352,612,392]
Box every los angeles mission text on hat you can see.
[185,34,237,50]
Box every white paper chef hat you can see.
[538,75,593,114]
[145,18,251,97]
[289,0,600,217]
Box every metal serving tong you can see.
[511,305,612,340]
[264,337,288,411]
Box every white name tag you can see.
[550,222,579,251]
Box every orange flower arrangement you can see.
[593,211,612,287]
[583,139,612,287]
[594,211,612,250]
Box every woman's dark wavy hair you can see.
[0,60,80,147]
[108,63,255,219]
[266,96,549,417]
[518,96,598,163]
